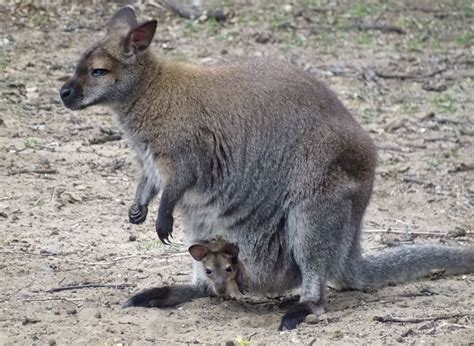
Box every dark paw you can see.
[129,204,148,224]
[122,287,171,308]
[278,303,312,331]
[155,213,173,244]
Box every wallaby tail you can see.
[341,244,474,290]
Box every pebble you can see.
[49,340,57,346]
[129,234,137,242]
[66,308,77,315]
[95,311,102,319]
[305,314,319,324]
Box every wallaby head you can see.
[188,242,240,296]
[59,6,157,110]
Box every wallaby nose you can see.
[60,86,73,101]
[215,285,227,295]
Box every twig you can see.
[402,176,433,186]
[375,68,447,81]
[111,254,152,261]
[47,283,135,293]
[8,168,58,175]
[21,297,83,306]
[354,24,405,35]
[57,258,114,266]
[364,229,450,236]
[374,313,472,324]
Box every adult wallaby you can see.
[188,238,247,297]
[60,6,474,330]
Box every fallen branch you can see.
[47,283,135,293]
[354,24,405,34]
[375,67,447,81]
[374,312,471,324]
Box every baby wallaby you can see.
[188,239,246,298]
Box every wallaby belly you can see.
[180,188,301,294]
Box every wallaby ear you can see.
[107,5,137,32]
[188,244,210,262]
[124,20,157,55]
[221,243,239,258]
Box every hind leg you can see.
[279,196,353,330]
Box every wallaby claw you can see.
[129,204,148,224]
[156,214,173,244]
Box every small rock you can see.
[225,341,235,346]
[254,32,272,44]
[305,314,319,325]
[418,321,435,331]
[95,311,102,319]
[448,227,466,238]
[49,339,57,346]
[422,81,447,92]
[0,211,8,218]
[22,317,40,325]
[128,234,137,242]
[66,308,77,315]
[0,37,10,47]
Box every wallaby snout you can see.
[214,283,227,296]
[60,78,83,110]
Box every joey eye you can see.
[205,269,213,275]
[225,267,232,273]
[91,68,109,77]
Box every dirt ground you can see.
[0,0,473,344]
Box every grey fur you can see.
[60,6,474,331]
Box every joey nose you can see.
[60,86,73,101]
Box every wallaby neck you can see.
[111,53,164,129]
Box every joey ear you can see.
[221,243,239,258]
[188,244,210,262]
[124,20,157,55]
[107,5,137,33]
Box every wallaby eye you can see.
[205,269,213,275]
[225,267,232,272]
[91,68,109,77]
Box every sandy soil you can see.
[0,0,473,344]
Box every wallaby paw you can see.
[128,204,148,224]
[278,302,313,331]
[156,214,173,244]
